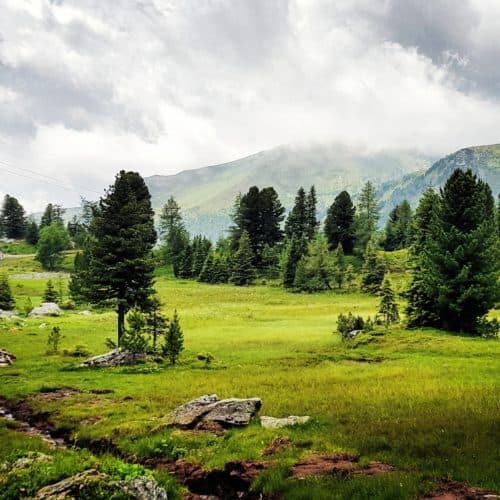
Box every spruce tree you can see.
[230,231,256,286]
[69,251,89,304]
[25,219,40,245]
[40,203,65,228]
[162,310,184,365]
[407,169,499,334]
[77,171,157,344]
[178,243,194,278]
[282,236,307,288]
[285,187,307,240]
[305,185,319,239]
[355,181,380,253]
[0,274,15,310]
[378,279,399,326]
[43,280,59,303]
[384,200,413,250]
[212,254,230,283]
[1,195,26,239]
[324,191,356,253]
[333,243,346,289]
[293,256,308,292]
[145,297,168,351]
[294,233,332,292]
[361,237,385,293]
[198,251,215,283]
[345,264,356,291]
[191,236,211,278]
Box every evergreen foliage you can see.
[384,200,413,250]
[378,279,399,326]
[230,231,256,286]
[40,203,65,228]
[122,309,149,355]
[355,181,380,253]
[178,243,194,278]
[332,243,346,289]
[360,237,385,293]
[305,185,319,239]
[36,222,71,270]
[74,171,157,344]
[324,191,356,253]
[198,250,215,283]
[0,195,26,239]
[191,235,212,277]
[46,326,62,354]
[162,310,184,365]
[344,264,356,291]
[285,187,307,240]
[145,297,168,351]
[25,219,40,245]
[293,233,332,292]
[69,251,89,303]
[43,280,59,303]
[0,274,15,310]
[282,236,307,288]
[407,169,499,334]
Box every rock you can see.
[260,415,310,429]
[36,470,170,499]
[0,310,18,320]
[169,394,262,429]
[110,476,169,500]
[29,303,62,317]
[39,323,47,329]
[344,329,363,340]
[79,310,91,315]
[1,452,52,472]
[81,348,146,368]
[0,349,16,367]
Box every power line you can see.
[0,159,102,196]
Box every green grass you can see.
[0,254,499,498]
[0,241,37,255]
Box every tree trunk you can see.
[117,303,125,346]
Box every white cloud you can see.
[0,0,499,211]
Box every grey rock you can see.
[110,476,169,500]
[78,310,92,315]
[260,415,310,429]
[36,469,105,498]
[343,329,363,340]
[29,302,62,317]
[0,348,16,367]
[81,348,145,368]
[1,452,52,472]
[169,394,262,428]
[0,310,18,320]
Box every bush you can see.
[63,344,91,357]
[337,312,365,336]
[475,318,500,339]
[46,326,62,354]
[60,300,76,310]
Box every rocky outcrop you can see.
[35,470,169,499]
[29,303,62,317]
[81,348,146,368]
[260,415,310,429]
[0,349,16,367]
[169,394,262,429]
[0,310,19,320]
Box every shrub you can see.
[337,312,365,336]
[60,300,76,310]
[63,344,91,357]
[46,326,62,354]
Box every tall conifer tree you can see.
[324,191,356,253]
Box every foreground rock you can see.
[260,415,310,429]
[0,349,16,367]
[169,394,262,429]
[35,469,169,499]
[29,302,62,317]
[81,348,145,368]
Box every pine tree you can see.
[198,251,215,283]
[293,256,308,291]
[212,253,230,283]
[355,181,380,253]
[69,251,89,304]
[282,236,307,288]
[191,235,212,278]
[40,203,65,228]
[0,274,15,310]
[305,185,319,239]
[361,237,385,293]
[0,195,26,239]
[344,264,356,291]
[324,191,356,253]
[332,243,346,289]
[178,243,194,278]
[294,233,332,292]
[384,200,413,250]
[122,308,149,356]
[407,169,499,334]
[76,171,157,344]
[25,219,40,245]
[230,231,256,286]
[145,297,168,351]
[378,279,399,326]
[159,196,189,271]
[43,280,59,303]
[285,187,307,240]
[162,310,184,365]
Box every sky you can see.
[1,0,500,212]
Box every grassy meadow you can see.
[0,252,499,499]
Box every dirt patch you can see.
[195,420,226,435]
[33,388,81,402]
[262,436,292,456]
[423,480,500,499]
[147,458,274,499]
[291,453,395,479]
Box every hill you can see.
[379,144,500,219]
[144,143,436,239]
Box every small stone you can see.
[79,310,92,315]
[260,415,310,429]
[0,349,16,367]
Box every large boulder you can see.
[81,348,145,368]
[169,394,262,429]
[29,303,62,317]
[0,349,16,367]
[0,310,19,320]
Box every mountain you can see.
[145,143,436,240]
[378,144,500,220]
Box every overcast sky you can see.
[1,0,500,212]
